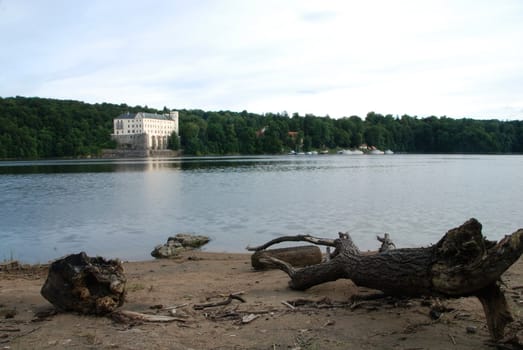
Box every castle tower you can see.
[169,110,179,135]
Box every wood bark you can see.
[251,246,322,270]
[41,252,126,315]
[251,218,523,341]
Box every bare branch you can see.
[246,234,336,251]
[193,294,246,310]
[259,257,296,277]
[111,310,186,323]
[377,233,396,252]
[254,219,523,341]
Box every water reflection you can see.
[0,156,356,175]
[0,156,309,174]
[0,159,184,174]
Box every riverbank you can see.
[1,251,522,349]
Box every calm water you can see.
[1,155,523,263]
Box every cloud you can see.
[300,10,337,22]
[0,0,522,119]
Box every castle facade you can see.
[111,111,179,150]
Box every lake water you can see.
[1,154,523,263]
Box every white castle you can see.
[111,111,179,150]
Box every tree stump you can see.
[248,219,523,341]
[41,252,126,315]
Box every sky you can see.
[1,0,522,120]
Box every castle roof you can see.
[116,112,175,120]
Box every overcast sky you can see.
[1,0,522,119]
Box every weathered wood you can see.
[252,219,523,341]
[476,282,514,340]
[251,245,322,270]
[40,252,126,315]
[193,293,246,310]
[247,235,336,251]
[377,233,396,252]
[111,310,185,323]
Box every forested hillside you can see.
[1,96,523,158]
[0,97,158,158]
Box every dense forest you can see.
[1,96,523,159]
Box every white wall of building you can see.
[112,111,179,150]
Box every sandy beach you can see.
[1,251,522,349]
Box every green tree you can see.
[1,96,522,159]
[168,132,180,150]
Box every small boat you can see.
[339,149,363,155]
[384,149,394,155]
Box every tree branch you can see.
[377,233,396,252]
[258,257,297,277]
[246,234,336,251]
[249,219,523,341]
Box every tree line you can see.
[1,96,523,159]
[178,109,523,155]
[0,97,158,158]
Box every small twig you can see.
[111,310,186,323]
[350,301,363,310]
[161,303,189,311]
[193,294,246,310]
[449,334,456,345]
[193,299,232,310]
[0,328,20,332]
[349,301,383,311]
[219,291,245,298]
[0,326,40,344]
[235,308,279,314]
[281,301,296,310]
[241,314,259,324]
[230,294,246,303]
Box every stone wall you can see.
[101,149,149,158]
[101,149,181,158]
[111,133,148,150]
[112,133,172,151]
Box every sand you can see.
[1,251,522,349]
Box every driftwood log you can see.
[247,218,523,341]
[41,252,126,315]
[251,245,322,270]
